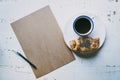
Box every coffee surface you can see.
[75,18,91,34]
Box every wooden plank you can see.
[11,6,75,78]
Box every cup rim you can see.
[73,15,94,36]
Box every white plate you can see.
[63,13,106,52]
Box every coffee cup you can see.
[73,15,94,36]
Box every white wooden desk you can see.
[0,0,120,80]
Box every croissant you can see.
[69,36,99,53]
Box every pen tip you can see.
[34,66,37,70]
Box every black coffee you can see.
[74,18,91,34]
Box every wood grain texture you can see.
[11,6,75,78]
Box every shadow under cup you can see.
[73,15,94,36]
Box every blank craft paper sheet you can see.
[11,6,75,78]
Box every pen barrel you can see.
[17,52,37,69]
